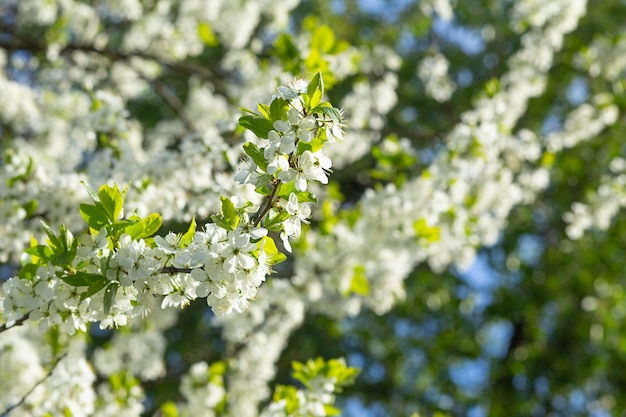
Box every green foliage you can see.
[413,218,441,243]
[291,357,359,391]
[238,115,274,139]
[346,265,370,296]
[243,142,269,171]
[179,217,197,248]
[160,402,179,417]
[257,236,287,265]
[211,196,240,231]
[197,22,219,47]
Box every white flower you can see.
[234,158,260,185]
[154,232,179,254]
[264,132,291,175]
[275,79,309,100]
[221,231,256,273]
[283,193,311,239]
[274,109,317,143]
[294,150,332,191]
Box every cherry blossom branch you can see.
[253,179,281,227]
[0,313,29,334]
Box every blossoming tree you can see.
[1,0,625,415]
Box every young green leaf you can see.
[24,245,53,261]
[270,97,289,122]
[238,116,274,138]
[180,216,197,248]
[257,236,287,265]
[80,277,108,301]
[305,72,324,109]
[263,210,291,232]
[243,142,269,171]
[98,183,126,222]
[103,282,119,315]
[140,213,162,238]
[257,103,270,119]
[315,106,342,124]
[59,272,102,287]
[80,203,110,230]
[277,181,318,203]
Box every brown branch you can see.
[253,179,282,227]
[0,313,30,334]
[1,352,68,415]
[153,79,197,133]
[0,33,228,97]
[160,266,194,275]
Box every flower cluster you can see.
[0,77,344,334]
[260,357,358,417]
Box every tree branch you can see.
[253,179,281,227]
[0,313,30,334]
[0,33,228,97]
[1,352,68,415]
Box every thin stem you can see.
[160,266,193,275]
[253,179,281,227]
[153,79,196,133]
[0,313,30,334]
[1,352,68,415]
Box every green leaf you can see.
[24,245,53,261]
[40,221,62,252]
[211,197,240,232]
[44,224,75,266]
[315,106,342,124]
[277,181,318,203]
[221,196,237,221]
[18,263,40,280]
[59,272,102,287]
[243,142,269,171]
[273,385,300,414]
[22,199,38,217]
[273,33,301,73]
[197,22,219,47]
[180,217,197,248]
[103,282,119,315]
[413,218,441,243]
[80,203,110,230]
[258,236,287,265]
[141,213,162,238]
[263,209,291,232]
[51,250,76,267]
[348,265,370,296]
[324,405,341,416]
[98,183,126,222]
[81,181,100,203]
[311,25,335,54]
[80,277,108,301]
[124,219,145,240]
[238,115,274,138]
[305,72,324,109]
[257,103,270,119]
[160,402,179,417]
[211,215,232,231]
[270,97,289,122]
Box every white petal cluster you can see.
[1,218,273,334]
[292,0,594,319]
[418,52,457,103]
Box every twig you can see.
[253,179,281,227]
[1,352,68,415]
[0,313,30,334]
[0,35,228,96]
[153,79,196,133]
